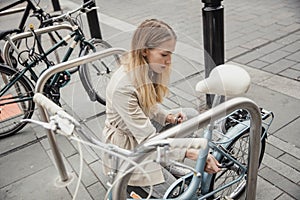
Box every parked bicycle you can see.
[0,0,65,66]
[27,60,274,199]
[0,2,120,138]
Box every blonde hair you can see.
[124,19,177,114]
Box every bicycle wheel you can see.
[0,64,35,137]
[208,128,266,199]
[79,38,120,105]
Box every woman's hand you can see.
[205,154,221,174]
[166,113,186,124]
[185,149,221,174]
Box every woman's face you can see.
[145,39,176,74]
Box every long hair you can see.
[124,19,177,114]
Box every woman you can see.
[103,19,220,198]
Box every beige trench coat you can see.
[102,66,207,186]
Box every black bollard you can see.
[84,0,102,39]
[202,0,224,108]
[51,0,61,12]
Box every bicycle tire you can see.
[79,38,120,105]
[208,128,266,199]
[0,64,35,138]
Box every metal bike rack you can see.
[112,97,262,200]
[3,24,74,67]
[34,48,126,183]
[34,48,261,199]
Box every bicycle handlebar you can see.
[42,0,96,25]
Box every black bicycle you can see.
[0,2,120,138]
[0,0,66,67]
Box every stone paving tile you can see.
[281,24,300,33]
[240,64,273,84]
[46,148,95,199]
[255,176,282,200]
[280,68,300,81]
[226,37,248,51]
[70,139,99,165]
[257,42,284,54]
[66,174,93,200]
[0,143,52,188]
[275,32,300,46]
[89,160,109,190]
[224,31,244,42]
[259,167,300,199]
[84,117,106,142]
[265,144,285,158]
[263,59,297,74]
[281,40,300,53]
[276,193,296,200]
[268,136,300,160]
[240,38,269,49]
[40,136,51,151]
[291,63,300,71]
[226,46,249,59]
[259,50,291,64]
[86,181,107,200]
[262,154,300,183]
[286,51,300,62]
[247,60,270,69]
[67,153,99,187]
[274,117,300,148]
[0,166,71,200]
[56,135,78,158]
[232,50,263,64]
[278,153,300,172]
[0,126,37,155]
[257,74,300,100]
[245,83,300,133]
[32,123,48,139]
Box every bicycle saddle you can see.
[195,64,251,96]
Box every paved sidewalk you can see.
[0,0,299,199]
